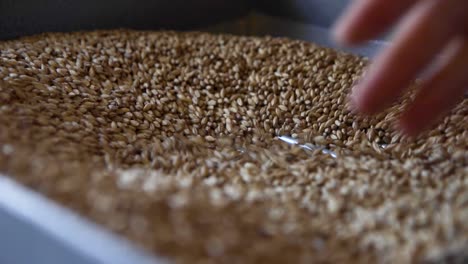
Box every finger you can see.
[351,0,468,115]
[333,0,418,45]
[399,37,468,136]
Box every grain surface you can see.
[0,30,467,264]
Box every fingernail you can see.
[347,93,359,113]
[348,79,364,111]
[331,0,361,46]
[332,20,351,46]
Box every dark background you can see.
[0,0,350,40]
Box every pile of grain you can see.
[0,30,467,264]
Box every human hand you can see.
[333,0,468,136]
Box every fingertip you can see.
[331,0,383,46]
[346,93,359,114]
[398,117,420,138]
[399,105,435,138]
[332,18,367,47]
[332,21,354,46]
[348,84,378,116]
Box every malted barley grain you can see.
[0,30,467,264]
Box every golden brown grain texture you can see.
[0,30,467,264]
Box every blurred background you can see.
[0,0,351,40]
[1,0,385,56]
